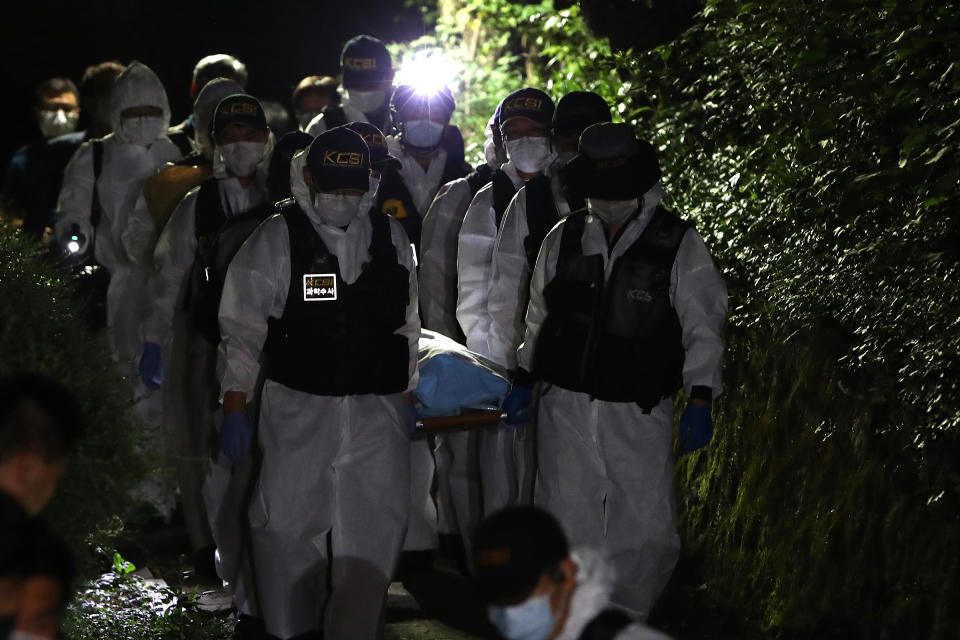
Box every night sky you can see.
[0,0,428,163]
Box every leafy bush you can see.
[61,555,231,640]
[424,0,960,636]
[0,223,145,573]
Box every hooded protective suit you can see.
[218,149,418,639]
[555,548,673,640]
[517,187,727,618]
[55,61,181,367]
[142,136,272,603]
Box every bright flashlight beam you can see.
[396,50,459,96]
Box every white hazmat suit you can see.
[218,149,418,639]
[305,90,391,136]
[517,187,727,619]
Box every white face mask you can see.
[219,141,266,177]
[403,119,445,148]
[505,137,552,173]
[296,110,321,130]
[314,192,364,227]
[346,89,387,114]
[487,594,556,640]
[587,197,639,225]
[122,116,165,146]
[39,109,79,139]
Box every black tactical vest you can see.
[263,204,410,396]
[533,207,690,410]
[375,150,468,249]
[183,178,275,345]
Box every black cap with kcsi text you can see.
[340,35,393,89]
[213,94,268,138]
[306,126,371,193]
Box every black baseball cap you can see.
[340,35,393,89]
[213,94,268,138]
[497,88,555,130]
[305,126,371,192]
[553,91,612,138]
[343,121,400,171]
[473,507,569,604]
[563,122,661,200]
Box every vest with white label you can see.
[184,178,274,345]
[533,207,690,410]
[263,204,410,396]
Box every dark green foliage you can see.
[0,223,144,573]
[61,568,231,640]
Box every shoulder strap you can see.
[626,205,691,271]
[492,169,516,229]
[367,208,399,265]
[322,105,348,130]
[523,175,560,268]
[90,139,104,229]
[558,210,587,264]
[465,164,494,197]
[578,609,634,640]
[194,178,227,241]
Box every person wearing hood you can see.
[504,123,727,619]
[455,88,556,518]
[54,61,181,370]
[306,35,395,136]
[473,507,673,640]
[168,54,249,156]
[486,91,612,373]
[137,94,274,592]
[217,127,419,640]
[376,83,469,253]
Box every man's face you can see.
[21,453,66,516]
[214,122,269,146]
[500,116,550,142]
[489,559,577,640]
[36,92,79,118]
[297,91,336,115]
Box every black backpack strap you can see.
[628,205,691,271]
[194,178,227,241]
[492,170,516,229]
[522,174,560,270]
[557,210,587,265]
[578,609,634,640]
[367,208,399,266]
[321,105,348,130]
[465,163,494,197]
[90,139,104,229]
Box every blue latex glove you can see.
[502,385,533,426]
[678,403,713,453]
[405,401,419,438]
[138,341,164,389]
[220,412,252,465]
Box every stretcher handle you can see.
[414,409,504,436]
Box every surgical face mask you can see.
[587,197,639,225]
[403,119,445,148]
[346,89,387,114]
[487,594,556,640]
[122,116,165,146]
[505,137,552,174]
[220,141,266,177]
[296,111,320,130]
[314,192,364,227]
[39,109,79,139]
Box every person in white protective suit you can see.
[137,94,275,605]
[456,87,555,515]
[486,91,612,372]
[414,104,505,565]
[502,122,727,620]
[306,35,395,136]
[217,127,419,640]
[473,507,673,640]
[54,61,182,369]
[53,62,182,516]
